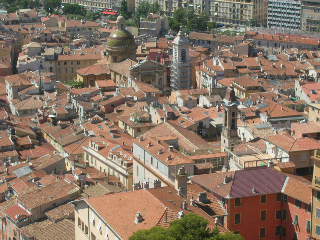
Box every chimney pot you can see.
[134,212,144,224]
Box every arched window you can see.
[181,49,186,62]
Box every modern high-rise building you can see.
[301,0,320,32]
[267,0,302,30]
[170,31,192,90]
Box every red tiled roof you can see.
[5,204,30,221]
[266,135,320,152]
[192,167,287,198]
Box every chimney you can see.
[223,175,232,184]
[154,179,161,188]
[175,167,188,197]
[177,210,184,219]
[182,200,188,210]
[134,212,144,224]
[252,187,258,194]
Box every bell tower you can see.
[221,87,239,152]
[170,30,192,90]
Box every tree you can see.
[211,233,244,240]
[168,214,213,240]
[169,8,212,33]
[2,0,42,13]
[62,3,86,16]
[129,227,174,240]
[129,214,243,240]
[169,8,187,32]
[44,0,61,13]
[120,0,130,19]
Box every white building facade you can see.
[170,31,192,90]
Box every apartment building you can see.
[312,151,320,239]
[210,0,255,25]
[56,53,101,82]
[267,0,302,30]
[83,138,134,190]
[61,0,124,11]
[301,0,320,32]
[192,167,312,240]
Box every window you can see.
[91,233,96,240]
[317,191,320,201]
[276,193,282,201]
[260,228,266,238]
[78,217,81,227]
[92,219,95,226]
[307,204,311,212]
[231,119,236,130]
[64,61,67,65]
[261,195,267,203]
[316,208,320,218]
[136,165,139,176]
[235,213,241,224]
[261,210,267,221]
[316,225,320,235]
[275,226,282,236]
[181,49,186,62]
[293,215,299,225]
[77,61,80,65]
[282,194,288,202]
[307,221,311,233]
[295,199,302,208]
[82,222,84,231]
[150,157,153,165]
[282,210,287,220]
[276,210,286,220]
[235,198,241,207]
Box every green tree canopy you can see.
[62,3,86,16]
[130,227,175,240]
[211,232,244,240]
[168,214,213,240]
[44,0,61,14]
[2,0,41,13]
[120,0,131,19]
[136,1,160,19]
[129,214,244,240]
[169,8,215,33]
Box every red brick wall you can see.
[283,196,311,240]
[227,194,284,240]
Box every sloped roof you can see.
[191,167,287,199]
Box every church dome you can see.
[106,16,135,49]
[107,29,135,48]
